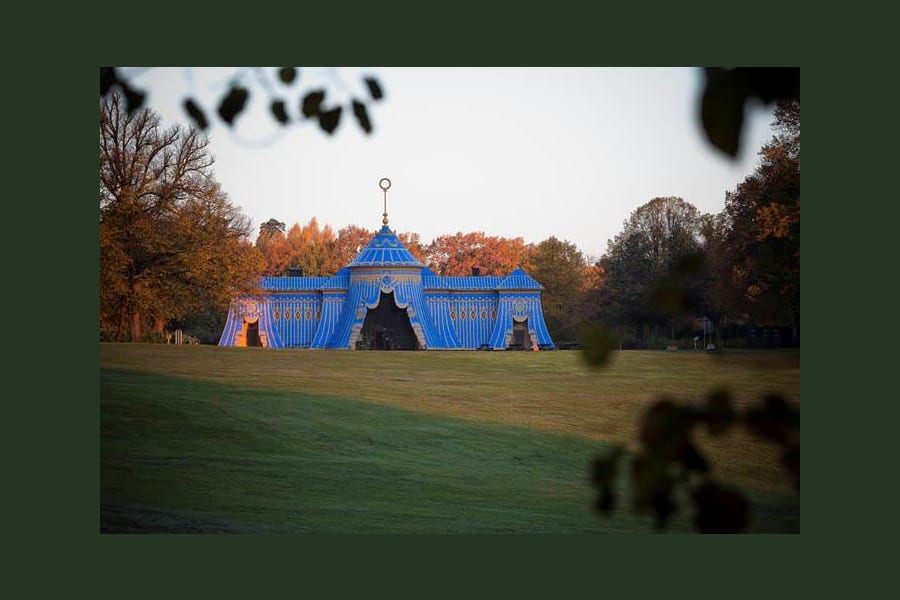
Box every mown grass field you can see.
[100,344,800,533]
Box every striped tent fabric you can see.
[219,224,554,350]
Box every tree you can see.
[279,218,336,276]
[424,232,528,276]
[255,227,291,276]
[259,218,286,238]
[723,100,800,343]
[696,212,735,342]
[331,224,374,269]
[526,237,590,341]
[255,218,291,276]
[100,94,263,341]
[596,197,706,344]
[595,232,656,341]
[160,183,266,323]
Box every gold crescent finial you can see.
[379,178,391,227]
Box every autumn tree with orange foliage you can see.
[100,94,264,342]
[256,221,429,276]
[331,225,374,269]
[424,232,528,276]
[255,228,291,276]
[283,218,336,276]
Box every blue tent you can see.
[219,224,554,350]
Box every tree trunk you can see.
[114,301,127,342]
[131,309,141,342]
[130,280,142,342]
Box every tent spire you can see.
[379,177,391,227]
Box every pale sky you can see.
[124,67,775,260]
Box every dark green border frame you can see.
[22,3,817,593]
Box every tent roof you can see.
[348,226,424,268]
[497,268,543,290]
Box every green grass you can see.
[100,344,800,533]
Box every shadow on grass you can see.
[101,368,798,533]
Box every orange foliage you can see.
[332,225,374,269]
[255,230,290,276]
[581,263,604,292]
[257,219,583,285]
[397,231,427,264]
[425,232,528,276]
[755,202,798,241]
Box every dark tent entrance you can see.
[359,292,421,350]
[511,318,532,350]
[246,321,261,347]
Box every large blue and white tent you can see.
[219,214,554,350]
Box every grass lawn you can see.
[100,344,800,533]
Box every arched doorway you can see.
[511,318,532,350]
[359,292,420,350]
[246,321,261,347]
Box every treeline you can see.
[594,100,799,348]
[100,94,798,348]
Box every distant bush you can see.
[140,331,167,344]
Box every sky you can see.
[125,67,776,260]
